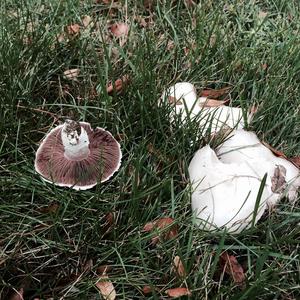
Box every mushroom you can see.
[35,120,122,190]
[189,145,271,233]
[161,82,248,135]
[216,129,300,204]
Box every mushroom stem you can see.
[61,120,90,161]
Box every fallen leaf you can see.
[106,75,129,94]
[172,256,186,278]
[199,98,229,107]
[103,212,115,234]
[63,68,80,81]
[219,252,245,285]
[82,15,92,28]
[110,22,129,38]
[143,217,178,244]
[96,275,116,300]
[271,165,287,193]
[166,287,191,298]
[38,202,59,214]
[289,157,300,168]
[97,265,112,275]
[67,24,80,35]
[143,221,155,232]
[261,141,287,158]
[142,285,152,294]
[200,87,231,98]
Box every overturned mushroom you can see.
[35,120,122,190]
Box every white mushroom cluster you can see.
[161,82,300,233]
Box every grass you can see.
[0,0,299,299]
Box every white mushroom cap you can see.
[189,145,271,233]
[35,120,122,190]
[161,82,246,135]
[217,129,300,203]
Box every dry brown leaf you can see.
[96,275,116,300]
[103,212,115,234]
[166,287,191,298]
[143,221,155,232]
[200,87,231,98]
[106,75,129,94]
[67,24,80,35]
[289,157,300,168]
[111,22,129,37]
[38,202,59,214]
[200,98,230,108]
[97,265,112,275]
[143,217,178,245]
[82,15,92,28]
[271,165,287,193]
[261,141,287,158]
[63,68,80,81]
[142,285,152,294]
[219,252,245,285]
[172,256,186,278]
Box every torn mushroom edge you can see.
[34,122,122,190]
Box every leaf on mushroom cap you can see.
[34,121,122,190]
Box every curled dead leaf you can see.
[271,165,287,193]
[110,22,129,38]
[96,275,116,300]
[199,98,230,108]
[63,69,80,81]
[200,87,231,98]
[261,141,287,158]
[38,202,59,214]
[166,287,191,298]
[142,285,152,294]
[67,24,80,35]
[172,255,186,278]
[102,212,115,234]
[106,75,130,94]
[143,217,178,245]
[219,251,245,285]
[289,157,300,169]
[97,265,113,275]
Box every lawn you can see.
[1,0,300,299]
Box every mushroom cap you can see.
[35,122,122,190]
[217,129,300,203]
[189,145,270,233]
[161,82,246,135]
